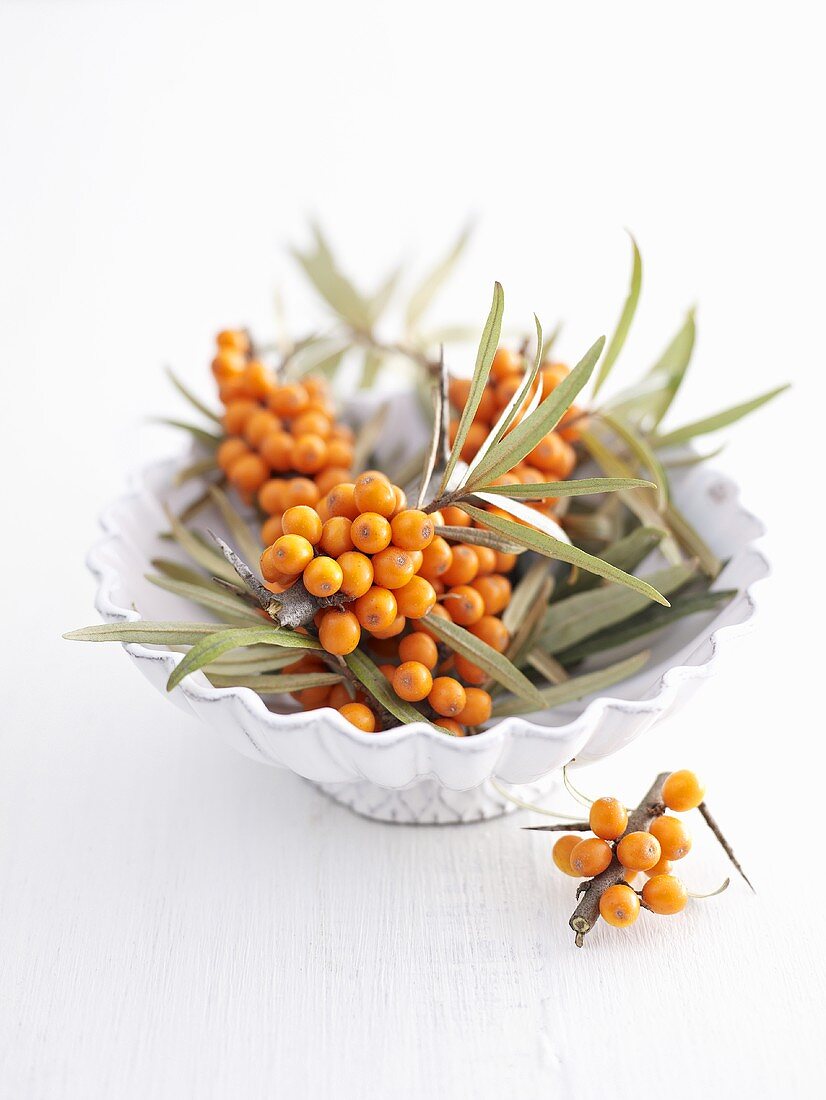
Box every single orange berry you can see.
[599,884,641,928]
[662,770,705,812]
[319,517,354,558]
[552,835,582,876]
[292,433,328,474]
[468,614,509,651]
[539,361,569,397]
[445,585,485,626]
[325,483,359,520]
[338,702,376,732]
[315,465,352,497]
[398,632,438,670]
[491,347,523,380]
[228,452,269,493]
[441,506,471,528]
[269,382,310,418]
[448,377,472,409]
[395,576,437,619]
[244,408,281,448]
[353,587,398,632]
[260,514,284,546]
[455,687,492,726]
[641,874,688,915]
[419,537,453,580]
[282,505,323,545]
[353,472,397,517]
[428,676,467,717]
[470,574,512,615]
[472,546,497,576]
[458,422,489,461]
[318,609,361,655]
[294,684,331,710]
[337,551,374,599]
[327,683,352,710]
[452,653,487,686]
[371,546,417,589]
[222,399,258,436]
[411,601,452,641]
[441,545,479,587]
[391,486,407,516]
[291,409,332,439]
[589,797,629,841]
[270,534,315,575]
[649,815,692,861]
[393,661,433,702]
[569,837,613,877]
[377,663,397,681]
[303,556,344,597]
[493,551,518,574]
[351,512,392,554]
[616,831,662,872]
[390,509,435,550]
[259,430,294,472]
[283,477,321,509]
[217,437,250,473]
[644,855,674,878]
[258,478,288,516]
[434,718,466,736]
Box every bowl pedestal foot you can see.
[312,773,559,824]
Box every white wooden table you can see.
[1,2,824,1096]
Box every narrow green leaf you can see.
[416,355,446,508]
[490,651,650,717]
[164,506,239,585]
[151,558,219,589]
[153,418,222,447]
[406,222,473,330]
[422,611,546,707]
[502,557,552,634]
[538,563,696,653]
[558,526,665,597]
[208,670,343,692]
[597,411,669,509]
[592,233,642,397]
[165,367,222,423]
[663,443,726,468]
[146,574,264,625]
[526,650,569,684]
[653,384,790,449]
[466,335,605,489]
[606,310,696,428]
[64,622,223,644]
[174,456,221,487]
[438,282,505,492]
[478,476,655,500]
[343,648,438,728]
[167,626,321,690]
[457,502,670,606]
[434,525,525,554]
[358,349,384,389]
[205,652,301,675]
[558,589,736,663]
[291,225,372,329]
[663,501,722,578]
[506,572,555,667]
[208,485,262,566]
[368,266,402,325]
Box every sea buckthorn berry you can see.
[353,472,397,517]
[244,361,277,399]
[411,601,451,640]
[472,546,497,576]
[245,409,281,448]
[390,509,435,551]
[372,546,417,590]
[337,551,374,599]
[319,517,354,558]
[649,815,692,860]
[441,506,471,528]
[318,609,361,655]
[371,615,406,639]
[325,482,359,520]
[353,587,398,632]
[434,718,466,736]
[408,549,424,572]
[552,835,582,877]
[393,661,433,702]
[269,382,310,418]
[570,837,613,878]
[212,346,247,381]
[419,537,453,579]
[281,505,323,545]
[270,534,315,575]
[641,874,689,915]
[292,434,328,474]
[540,361,569,396]
[284,477,321,509]
[228,452,269,493]
[616,831,662,872]
[351,512,392,554]
[327,683,352,709]
[223,399,258,436]
[445,585,485,626]
[645,855,674,878]
[303,556,344,597]
[448,377,472,409]
[494,373,523,408]
[475,386,498,422]
[219,376,251,403]
[338,702,376,732]
[216,328,250,354]
[493,551,518,573]
[291,410,332,438]
[558,404,586,443]
[260,514,284,546]
[599,884,641,928]
[325,440,354,470]
[391,486,407,516]
[441,545,479,587]
[458,422,489,461]
[260,545,282,583]
[662,770,705,812]
[378,663,397,681]
[428,676,467,717]
[470,574,512,615]
[294,684,331,709]
[452,653,487,686]
[468,614,509,651]
[491,347,523,380]
[526,432,568,475]
[217,437,250,472]
[589,797,629,841]
[259,430,294,472]
[398,632,438,670]
[258,478,288,516]
[456,687,492,726]
[395,576,437,619]
[315,466,353,496]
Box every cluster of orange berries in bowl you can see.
[210,329,356,545]
[257,468,518,736]
[553,770,706,929]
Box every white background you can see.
[1,2,825,1097]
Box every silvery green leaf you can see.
[478,476,655,500]
[405,222,473,331]
[165,367,222,423]
[592,233,642,397]
[490,651,650,717]
[208,670,344,692]
[652,384,790,449]
[556,526,665,597]
[434,525,525,554]
[153,418,222,447]
[208,485,262,566]
[663,502,722,578]
[597,411,669,509]
[145,574,264,625]
[292,225,373,329]
[64,622,223,645]
[167,626,322,690]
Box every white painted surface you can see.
[1,2,824,1097]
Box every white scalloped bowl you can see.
[87,407,768,823]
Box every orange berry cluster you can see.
[448,346,586,520]
[552,770,706,928]
[210,329,355,545]
[258,469,519,736]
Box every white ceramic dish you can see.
[85,422,768,824]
